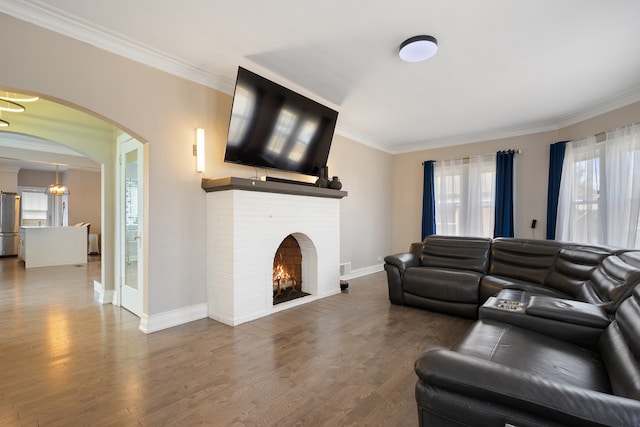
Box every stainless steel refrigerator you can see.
[0,193,20,256]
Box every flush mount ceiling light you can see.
[399,35,438,62]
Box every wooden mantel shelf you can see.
[201,177,348,199]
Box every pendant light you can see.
[46,165,70,196]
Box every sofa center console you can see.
[480,291,611,348]
[493,297,526,312]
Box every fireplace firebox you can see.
[273,235,309,304]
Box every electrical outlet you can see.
[377,256,383,263]
[531,219,537,229]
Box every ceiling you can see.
[0,96,106,172]
[3,1,640,154]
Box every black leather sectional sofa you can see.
[384,236,637,319]
[384,236,640,426]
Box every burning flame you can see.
[273,264,291,282]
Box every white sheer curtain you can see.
[556,124,640,248]
[434,154,496,237]
[556,136,600,244]
[603,124,640,247]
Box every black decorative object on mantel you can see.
[329,176,342,190]
[315,166,329,188]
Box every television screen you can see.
[224,67,338,177]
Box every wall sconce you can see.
[195,128,205,173]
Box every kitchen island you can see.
[19,226,87,268]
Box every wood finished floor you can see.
[0,256,473,426]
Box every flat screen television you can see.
[223,67,338,177]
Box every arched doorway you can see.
[0,90,146,318]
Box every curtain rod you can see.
[590,121,640,143]
[421,149,521,165]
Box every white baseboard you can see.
[138,303,208,334]
[134,263,383,333]
[93,280,115,305]
[340,263,384,281]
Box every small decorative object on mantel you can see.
[329,176,342,190]
[315,166,329,188]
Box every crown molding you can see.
[0,0,236,94]
[334,126,395,154]
[551,85,640,129]
[391,85,640,154]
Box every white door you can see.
[119,137,144,317]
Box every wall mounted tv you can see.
[223,67,339,177]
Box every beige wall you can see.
[391,101,640,253]
[67,170,101,234]
[328,134,393,270]
[0,167,19,192]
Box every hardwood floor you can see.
[0,256,473,426]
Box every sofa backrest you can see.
[588,251,640,312]
[488,238,563,284]
[544,245,615,300]
[420,235,492,274]
[600,283,640,400]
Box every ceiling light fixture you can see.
[46,165,70,196]
[0,92,39,129]
[0,94,39,103]
[399,35,438,62]
[0,99,25,113]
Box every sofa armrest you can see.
[384,252,419,272]
[415,348,640,427]
[525,296,611,328]
[384,252,419,305]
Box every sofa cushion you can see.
[452,319,611,393]
[403,267,482,303]
[488,238,562,284]
[419,235,491,274]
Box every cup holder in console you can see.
[496,299,525,312]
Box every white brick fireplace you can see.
[204,177,346,326]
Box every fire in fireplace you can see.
[273,235,309,305]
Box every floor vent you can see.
[340,262,351,276]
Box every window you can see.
[434,154,496,237]
[556,124,640,248]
